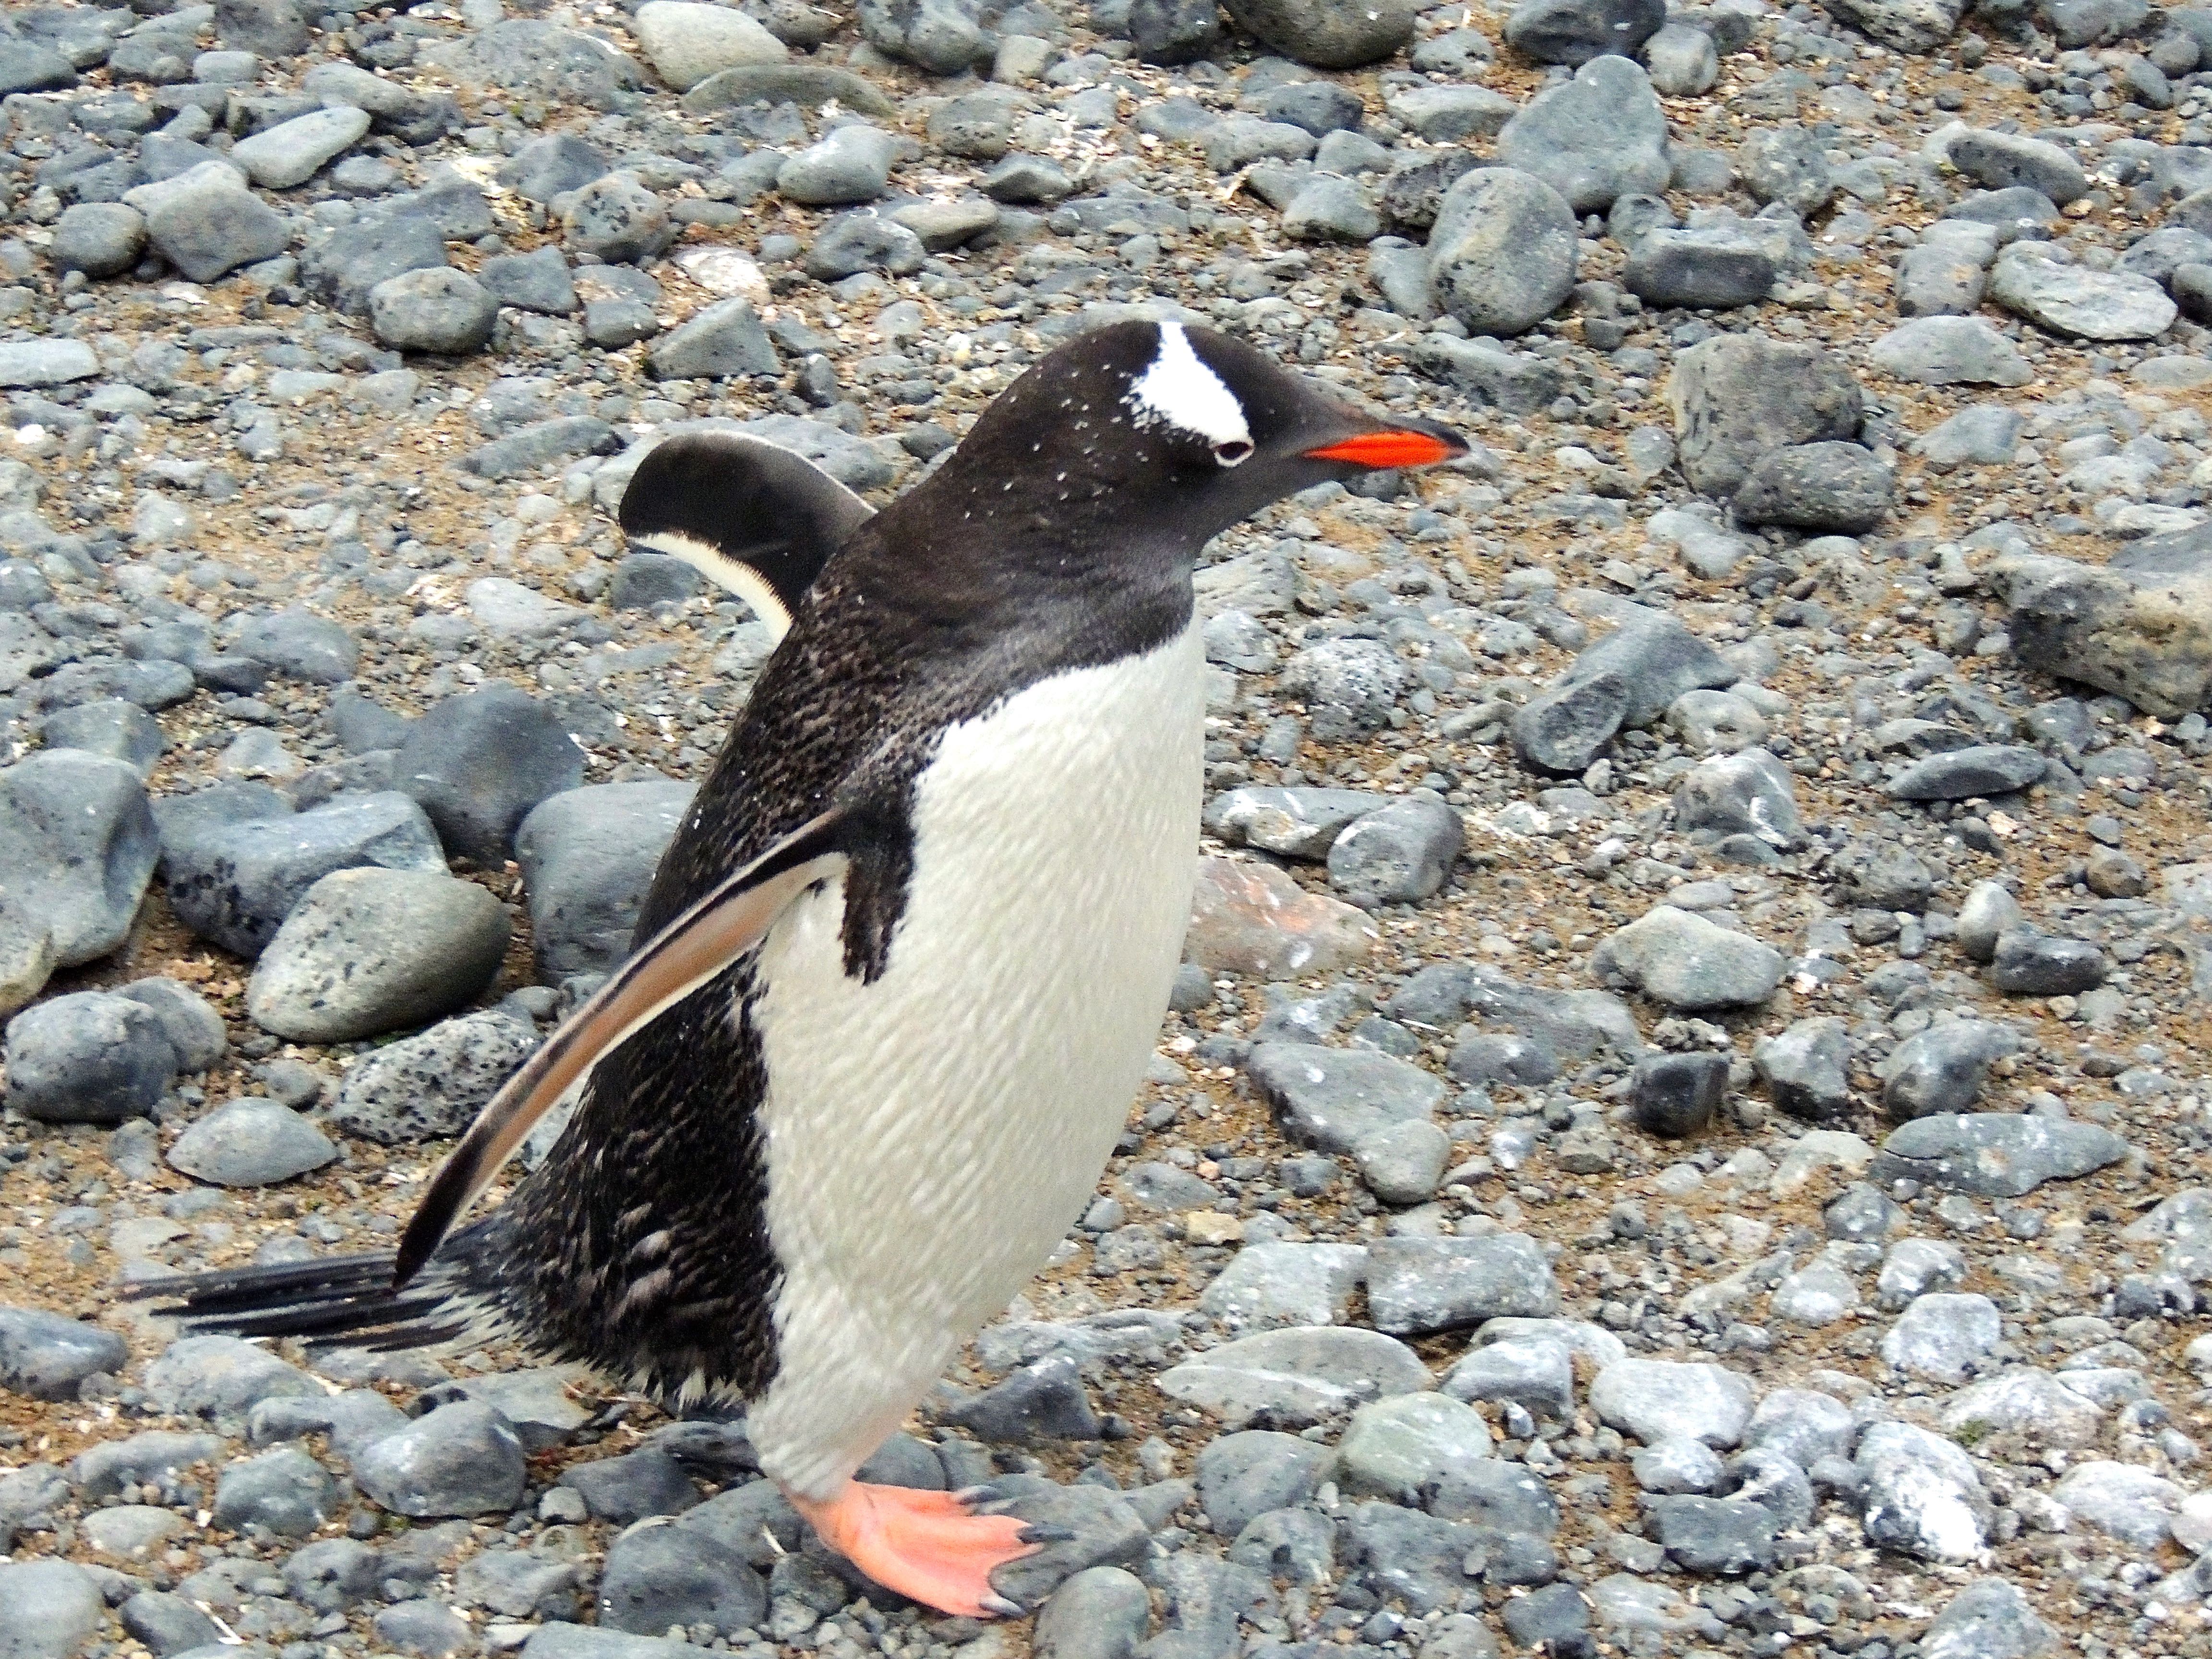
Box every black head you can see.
[912,320,1467,560]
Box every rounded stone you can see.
[1427,168,1578,337]
[166,1096,338,1188]
[368,268,499,355]
[52,203,148,278]
[247,866,511,1043]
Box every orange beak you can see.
[1301,429,1467,469]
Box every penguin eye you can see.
[1213,438,1253,468]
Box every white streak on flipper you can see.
[630,528,795,642]
[1126,322,1249,447]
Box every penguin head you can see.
[946,320,1468,548]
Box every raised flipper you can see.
[619,432,877,640]
[394,809,850,1286]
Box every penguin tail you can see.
[129,1239,498,1354]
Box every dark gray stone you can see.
[0,1306,129,1401]
[0,750,158,966]
[355,1402,528,1517]
[482,246,579,314]
[597,1522,765,1636]
[3,990,178,1125]
[1754,1017,1851,1120]
[233,608,358,683]
[396,685,585,865]
[514,781,696,980]
[1989,927,2106,995]
[1426,168,1579,337]
[1869,1112,2130,1197]
[1511,673,1629,774]
[120,1590,222,1657]
[283,1538,384,1613]
[1220,0,1416,66]
[370,268,498,355]
[1630,1051,1728,1138]
[1195,1431,1334,1532]
[300,215,448,314]
[1328,797,1463,907]
[1642,1495,1777,1574]
[1247,1043,1445,1153]
[803,212,928,280]
[166,791,445,957]
[211,1445,337,1538]
[329,1008,540,1143]
[167,1096,337,1187]
[1365,1233,1560,1334]
[1494,55,1670,213]
[1622,226,1779,309]
[1504,0,1664,62]
[1732,442,1894,534]
[1668,333,1865,496]
[1887,744,2045,800]
[559,1447,700,1525]
[946,1353,1102,1442]
[648,298,778,379]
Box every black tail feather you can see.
[129,1249,487,1356]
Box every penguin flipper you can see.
[395,808,852,1287]
[618,432,876,641]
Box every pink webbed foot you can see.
[784,1481,1046,1618]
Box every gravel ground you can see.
[3,2,2212,1659]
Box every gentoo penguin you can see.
[151,321,1465,1618]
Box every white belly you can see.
[744,621,1204,1495]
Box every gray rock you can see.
[1593,905,1783,1010]
[216,0,310,55]
[144,171,290,283]
[948,1352,1102,1442]
[0,43,78,97]
[247,867,509,1043]
[1495,56,1670,214]
[1156,1325,1432,1425]
[355,1402,528,1517]
[1281,175,1378,243]
[1204,787,1388,859]
[52,203,147,277]
[1197,1242,1368,1328]
[1869,317,2032,386]
[684,62,898,116]
[120,1590,223,1657]
[284,1539,385,1614]
[1384,85,1517,142]
[1672,748,1806,850]
[649,298,778,380]
[482,246,578,314]
[1948,128,2088,205]
[4,990,178,1125]
[1441,1334,1575,1419]
[1857,1421,1986,1562]
[1920,1579,2060,1659]
[1354,1119,1452,1205]
[2052,1461,2180,1550]
[632,0,785,91]
[397,685,585,865]
[1737,124,1833,215]
[1820,0,1966,50]
[1917,405,2024,468]
[1643,20,1719,93]
[329,1008,540,1143]
[251,1390,409,1461]
[1732,442,1892,534]
[424,18,650,111]
[1247,1043,1444,1153]
[1875,1022,2017,1123]
[566,174,673,264]
[1754,1017,1851,1120]
[1128,0,1222,63]
[460,1370,590,1454]
[858,0,991,72]
[42,699,166,776]
[1886,744,2044,799]
[1989,243,2176,341]
[1878,1238,1967,1309]
[458,1548,577,1620]
[1988,541,2212,721]
[234,609,358,683]
[1743,1388,1856,1467]
[1642,1495,1776,1575]
[1895,222,1998,317]
[520,1625,693,1659]
[166,791,446,958]
[1621,226,1778,309]
[1426,168,1579,337]
[1562,612,1735,728]
[1221,0,1417,67]
[778,124,899,205]
[0,342,100,390]
[301,214,449,314]
[0,751,156,965]
[1328,797,1463,907]
[0,1560,103,1659]
[231,107,369,189]
[211,1445,336,1538]
[1630,1051,1728,1138]
[167,1096,336,1187]
[1869,1112,2129,1197]
[803,211,927,280]
[1989,926,2106,995]
[1034,1566,1150,1659]
[1337,1393,1494,1501]
[1504,0,1664,63]
[1591,1358,1753,1445]
[1955,879,2023,962]
[1881,1291,2000,1382]
[144,1335,319,1423]
[1365,1233,1560,1335]
[597,1522,765,1636]
[560,1446,701,1523]
[515,781,694,979]
[1196,1431,1333,1532]
[1411,334,1565,414]
[1511,673,1629,774]
[985,154,1077,207]
[370,268,498,355]
[1280,637,1406,740]
[71,1429,225,1499]
[1666,333,1864,495]
[0,1307,128,1401]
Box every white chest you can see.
[741,621,1204,1492]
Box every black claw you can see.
[980,1593,1027,1619]
[957,1483,1008,1506]
[1018,1524,1076,1545]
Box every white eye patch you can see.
[1125,322,1251,449]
